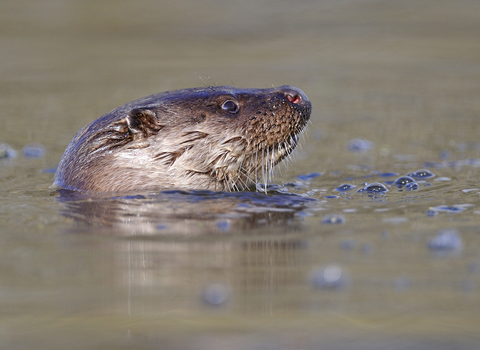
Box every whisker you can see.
[231,181,239,191]
[235,171,250,190]
[253,149,258,187]
[225,176,232,192]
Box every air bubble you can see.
[394,176,416,188]
[357,182,389,194]
[0,143,16,159]
[347,138,374,153]
[428,230,463,252]
[309,265,349,290]
[407,169,435,179]
[405,182,419,191]
[322,214,346,224]
[22,143,46,158]
[203,284,229,306]
[336,183,356,192]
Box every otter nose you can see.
[278,85,310,107]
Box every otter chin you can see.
[54,85,312,193]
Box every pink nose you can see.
[277,85,310,107]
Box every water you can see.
[1,0,480,348]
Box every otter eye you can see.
[221,100,239,113]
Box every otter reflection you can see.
[57,189,315,235]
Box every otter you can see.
[54,85,311,192]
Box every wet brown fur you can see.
[54,85,311,192]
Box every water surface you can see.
[1,0,480,349]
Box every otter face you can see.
[54,86,311,192]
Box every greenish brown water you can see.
[1,0,480,349]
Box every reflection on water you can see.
[116,238,309,317]
[57,189,315,235]
[2,0,480,348]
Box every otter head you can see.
[54,85,312,192]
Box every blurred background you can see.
[2,0,479,163]
[1,0,480,349]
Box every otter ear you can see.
[126,108,164,140]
